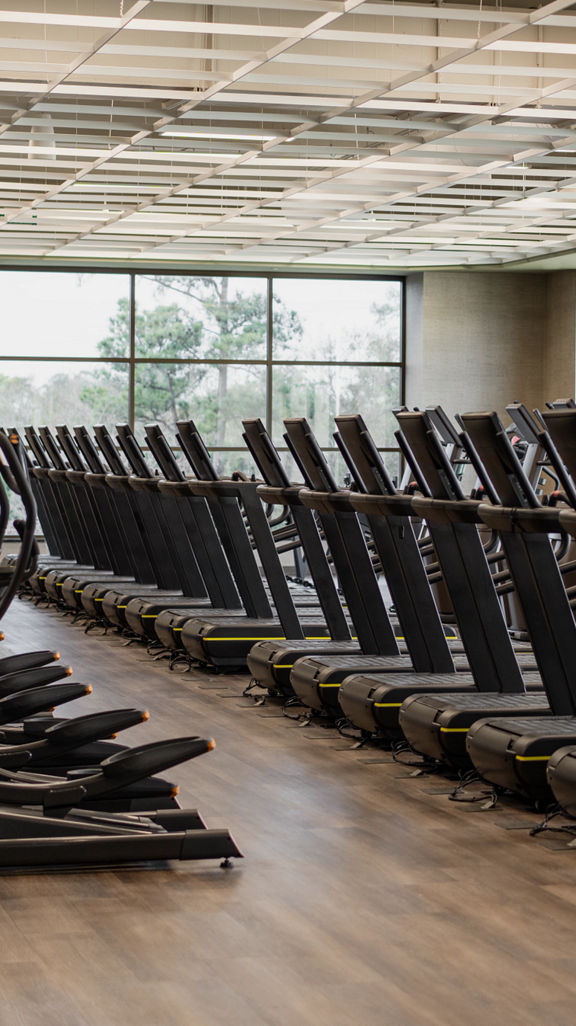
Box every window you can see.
[0,269,404,487]
[0,272,131,431]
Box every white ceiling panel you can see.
[0,0,574,267]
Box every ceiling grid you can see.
[0,0,575,268]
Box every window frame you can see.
[0,265,405,465]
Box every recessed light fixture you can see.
[160,131,276,141]
[68,183,155,190]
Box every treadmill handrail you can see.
[334,413,396,496]
[534,418,576,510]
[283,418,338,492]
[333,431,365,493]
[505,402,542,446]
[425,405,462,448]
[456,430,500,505]
[23,426,51,469]
[73,425,108,475]
[540,409,576,506]
[38,426,68,471]
[55,424,87,472]
[116,424,153,478]
[0,430,36,619]
[459,411,539,508]
[93,425,127,475]
[395,411,464,501]
[176,420,218,481]
[242,418,292,489]
[144,424,185,483]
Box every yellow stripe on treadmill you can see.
[439,726,469,733]
[203,636,330,643]
[204,636,285,642]
[515,754,550,762]
[274,658,364,670]
[141,615,158,619]
[373,701,402,708]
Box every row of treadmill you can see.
[20,401,576,828]
[0,430,241,871]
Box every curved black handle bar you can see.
[0,431,36,620]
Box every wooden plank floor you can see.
[0,600,575,1025]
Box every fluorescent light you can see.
[2,144,104,157]
[123,150,244,161]
[499,196,566,209]
[0,12,119,27]
[160,130,276,141]
[68,183,156,190]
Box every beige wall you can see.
[544,271,576,403]
[405,270,576,419]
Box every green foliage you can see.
[83,295,209,427]
[85,276,303,442]
[0,369,125,429]
[3,277,401,482]
[371,294,402,362]
[0,372,36,426]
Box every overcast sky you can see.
[0,271,400,384]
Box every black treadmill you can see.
[168,421,329,669]
[135,420,324,644]
[98,422,217,634]
[81,421,320,648]
[23,425,106,598]
[245,415,454,696]
[335,409,540,738]
[394,409,562,769]
[119,423,250,639]
[284,415,536,718]
[444,409,576,803]
[28,420,189,624]
[25,423,165,617]
[80,423,187,625]
[80,422,224,632]
[244,418,364,692]
[0,430,242,868]
[72,422,162,619]
[543,410,576,814]
[153,419,285,657]
[45,425,150,610]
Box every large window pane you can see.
[0,270,404,489]
[272,365,401,449]
[134,362,266,445]
[0,360,129,431]
[135,275,268,360]
[272,278,402,362]
[0,272,130,357]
